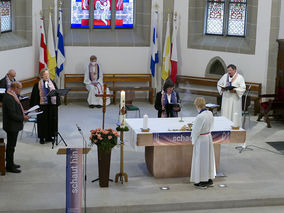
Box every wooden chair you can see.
[242,85,252,129]
[125,91,141,118]
[257,87,284,128]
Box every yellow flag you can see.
[161,14,171,81]
[47,12,56,80]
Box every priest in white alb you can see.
[190,97,216,188]
[217,64,246,126]
[84,55,110,108]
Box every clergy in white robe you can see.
[217,64,246,126]
[190,97,216,187]
[84,55,110,108]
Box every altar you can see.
[125,117,246,178]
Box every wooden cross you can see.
[95,84,115,129]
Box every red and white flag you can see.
[39,15,47,74]
[170,15,178,83]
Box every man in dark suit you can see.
[2,81,29,173]
[0,69,16,102]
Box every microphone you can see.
[76,123,81,132]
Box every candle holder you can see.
[231,126,240,130]
[141,128,150,132]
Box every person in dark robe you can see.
[30,68,61,144]
[0,69,16,102]
[155,79,181,118]
[2,81,29,173]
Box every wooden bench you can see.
[103,74,154,105]
[64,73,154,105]
[176,75,262,115]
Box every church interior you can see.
[1,0,284,212]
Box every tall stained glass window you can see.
[115,0,134,28]
[71,0,90,28]
[205,0,247,37]
[1,0,12,33]
[94,0,111,28]
[205,0,225,35]
[228,0,247,36]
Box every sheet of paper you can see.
[0,88,6,94]
[28,111,43,116]
[26,105,40,113]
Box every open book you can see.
[218,85,236,91]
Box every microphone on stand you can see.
[76,123,82,132]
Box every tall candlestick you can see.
[120,91,125,128]
[143,114,148,129]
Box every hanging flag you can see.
[39,14,47,74]
[47,12,57,80]
[170,14,178,83]
[150,10,159,77]
[56,6,65,77]
[161,14,171,81]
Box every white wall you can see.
[0,0,41,81]
[174,0,272,91]
[279,0,284,39]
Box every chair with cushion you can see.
[125,91,141,118]
[257,87,284,128]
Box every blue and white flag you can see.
[150,10,159,77]
[56,6,65,77]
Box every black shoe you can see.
[13,164,21,169]
[6,167,21,173]
[207,179,213,186]
[95,105,102,108]
[40,138,45,144]
[194,182,207,189]
[89,105,95,108]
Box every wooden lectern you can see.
[57,148,91,155]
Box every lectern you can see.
[57,148,90,213]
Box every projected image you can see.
[71,0,90,28]
[115,0,134,28]
[94,0,111,28]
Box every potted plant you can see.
[90,128,119,187]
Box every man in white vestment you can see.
[190,97,216,188]
[217,64,246,126]
[84,55,110,108]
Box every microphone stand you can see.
[76,124,88,213]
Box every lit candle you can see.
[143,114,148,129]
[233,112,239,127]
[120,91,125,128]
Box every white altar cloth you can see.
[125,116,237,149]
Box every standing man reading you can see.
[84,55,110,108]
[217,64,246,125]
[2,82,29,173]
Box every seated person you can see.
[84,55,110,108]
[0,69,16,101]
[155,79,181,117]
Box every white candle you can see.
[120,91,125,127]
[143,114,148,129]
[233,112,239,127]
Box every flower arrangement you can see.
[90,128,120,153]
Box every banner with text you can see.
[153,131,230,145]
[66,148,83,213]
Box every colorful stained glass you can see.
[1,0,12,32]
[115,0,134,29]
[93,0,111,28]
[71,0,90,28]
[205,1,225,35]
[228,2,247,36]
